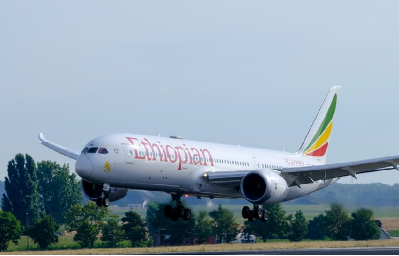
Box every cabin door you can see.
[122,143,134,164]
[252,157,259,169]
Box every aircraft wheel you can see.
[183,209,191,221]
[177,205,185,217]
[256,207,264,219]
[96,198,102,207]
[171,209,179,221]
[261,210,268,222]
[102,197,110,207]
[164,205,172,218]
[248,210,255,222]
[242,206,250,219]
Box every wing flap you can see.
[39,133,80,160]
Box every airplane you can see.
[39,86,399,222]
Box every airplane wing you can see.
[38,133,80,160]
[281,155,399,187]
[203,155,399,188]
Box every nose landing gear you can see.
[95,184,110,207]
[242,205,268,222]
[96,197,110,207]
[163,195,192,221]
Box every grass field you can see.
[388,230,399,236]
[3,239,399,255]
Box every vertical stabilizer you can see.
[297,86,340,164]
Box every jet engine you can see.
[240,170,289,204]
[81,179,128,205]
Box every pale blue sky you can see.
[1,1,399,184]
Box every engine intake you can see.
[240,170,289,204]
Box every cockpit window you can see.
[98,148,109,154]
[87,147,98,153]
[81,147,88,154]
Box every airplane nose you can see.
[75,155,93,179]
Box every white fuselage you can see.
[76,133,336,204]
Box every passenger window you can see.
[98,148,108,154]
[87,147,98,153]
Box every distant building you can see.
[128,200,148,210]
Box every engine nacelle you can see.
[240,170,289,204]
[81,180,128,202]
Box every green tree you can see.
[0,211,24,251]
[321,204,350,241]
[195,211,213,244]
[146,201,196,246]
[307,214,325,240]
[288,210,308,242]
[101,218,125,248]
[349,208,380,240]
[66,202,110,232]
[37,161,82,224]
[74,221,98,248]
[1,154,40,227]
[122,211,147,247]
[66,202,111,248]
[243,204,289,242]
[26,215,59,249]
[209,205,238,243]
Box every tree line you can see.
[242,203,380,242]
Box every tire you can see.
[171,209,179,221]
[261,210,269,222]
[248,210,255,222]
[177,205,185,217]
[256,208,264,219]
[242,206,250,219]
[102,197,110,207]
[183,209,191,221]
[96,198,102,207]
[164,205,172,218]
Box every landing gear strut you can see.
[163,195,192,221]
[242,205,268,222]
[96,196,110,207]
[95,184,110,207]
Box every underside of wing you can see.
[39,133,80,160]
[202,170,250,189]
[281,155,399,187]
[202,155,399,189]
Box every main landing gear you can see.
[163,195,192,221]
[242,205,268,222]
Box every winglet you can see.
[38,133,80,160]
[39,132,47,143]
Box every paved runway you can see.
[169,247,399,255]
